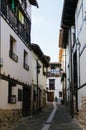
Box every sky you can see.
[31,0,64,62]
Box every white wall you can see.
[46,77,62,100]
[1,17,32,85]
[31,51,47,90]
[75,0,86,109]
[0,1,33,110]
[54,77,62,98]
[0,80,22,109]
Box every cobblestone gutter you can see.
[0,109,22,130]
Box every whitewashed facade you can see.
[75,0,86,109]
[0,0,38,117]
[31,44,50,112]
[46,62,62,102]
[60,0,86,123]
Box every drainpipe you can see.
[76,40,81,112]
[65,49,67,107]
[70,30,74,118]
[0,9,1,75]
[36,59,39,111]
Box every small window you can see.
[18,10,24,24]
[18,89,23,101]
[23,50,29,71]
[49,79,55,90]
[8,82,16,104]
[7,0,18,13]
[43,64,46,76]
[9,35,18,62]
[59,91,62,97]
[51,66,56,74]
[37,61,41,74]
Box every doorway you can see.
[22,87,31,117]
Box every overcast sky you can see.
[31,0,63,62]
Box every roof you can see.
[61,0,78,29]
[29,0,39,8]
[59,0,78,48]
[31,43,50,67]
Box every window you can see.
[43,64,46,76]
[9,35,18,62]
[37,60,41,74]
[23,50,29,71]
[51,66,57,74]
[8,82,16,104]
[49,79,55,90]
[18,89,23,101]
[7,0,18,13]
[59,91,62,97]
[18,10,24,24]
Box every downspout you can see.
[0,1,1,75]
[69,29,74,118]
[64,48,67,107]
[76,40,81,112]
[36,59,39,111]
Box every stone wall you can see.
[76,97,86,130]
[0,109,22,130]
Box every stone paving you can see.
[8,102,83,130]
[49,104,82,130]
[9,102,53,130]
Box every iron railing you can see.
[0,0,31,45]
[9,50,18,62]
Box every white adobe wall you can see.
[1,17,32,85]
[30,52,37,85]
[0,80,22,109]
[31,51,47,90]
[54,77,62,99]
[46,77,62,100]
[75,0,86,109]
[38,62,47,90]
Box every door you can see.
[22,87,31,117]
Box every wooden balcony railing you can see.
[0,0,31,45]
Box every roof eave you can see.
[29,0,39,8]
[61,0,78,29]
[31,44,49,67]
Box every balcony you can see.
[9,50,18,62]
[0,0,31,46]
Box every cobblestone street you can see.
[8,102,82,130]
[49,104,82,130]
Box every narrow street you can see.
[9,102,82,130]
